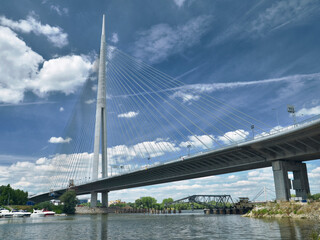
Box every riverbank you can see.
[243,201,320,220]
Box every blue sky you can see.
[1,0,320,202]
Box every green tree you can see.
[0,184,28,205]
[140,196,157,209]
[59,190,78,214]
[135,197,157,209]
[161,198,174,208]
[135,198,143,208]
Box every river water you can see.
[0,211,318,239]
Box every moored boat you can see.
[12,210,31,217]
[30,209,45,217]
[43,210,55,216]
[0,209,14,218]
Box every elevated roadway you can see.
[29,117,320,203]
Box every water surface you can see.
[0,212,318,239]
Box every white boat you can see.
[42,210,55,216]
[30,209,46,217]
[12,210,31,217]
[0,209,14,218]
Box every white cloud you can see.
[0,26,43,103]
[118,111,139,118]
[0,14,68,47]
[173,0,186,8]
[0,26,93,104]
[133,15,212,63]
[218,129,249,144]
[48,137,72,144]
[59,107,64,112]
[108,139,180,165]
[110,33,119,43]
[31,55,93,96]
[50,5,69,16]
[171,91,200,103]
[175,73,320,95]
[85,99,96,104]
[297,105,320,117]
[180,134,215,149]
[251,0,318,35]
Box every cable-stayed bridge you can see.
[29,16,320,205]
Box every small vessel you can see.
[30,209,46,217]
[12,210,31,217]
[42,210,55,216]
[0,209,14,218]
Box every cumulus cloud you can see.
[0,26,43,103]
[133,15,212,63]
[31,55,93,96]
[0,26,93,104]
[118,111,139,118]
[0,14,68,47]
[297,105,320,117]
[218,129,249,144]
[59,107,64,112]
[48,137,72,144]
[108,139,180,164]
[0,152,96,194]
[180,134,216,149]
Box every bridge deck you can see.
[29,118,320,203]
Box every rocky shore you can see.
[243,201,320,220]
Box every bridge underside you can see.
[30,119,320,203]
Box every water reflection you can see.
[262,217,317,239]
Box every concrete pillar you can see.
[91,192,98,207]
[272,161,291,201]
[272,161,310,201]
[101,191,108,207]
[292,163,310,200]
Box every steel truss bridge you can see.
[165,195,234,209]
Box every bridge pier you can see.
[91,192,98,207]
[101,191,108,207]
[272,160,310,201]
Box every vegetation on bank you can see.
[0,184,28,205]
[107,196,207,210]
[60,190,78,214]
[0,187,78,214]
[244,194,320,220]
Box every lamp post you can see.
[251,125,255,139]
[287,105,297,126]
[187,145,191,156]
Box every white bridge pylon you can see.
[91,14,108,207]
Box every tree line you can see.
[109,196,207,210]
[0,184,28,205]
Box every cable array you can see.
[47,46,274,190]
